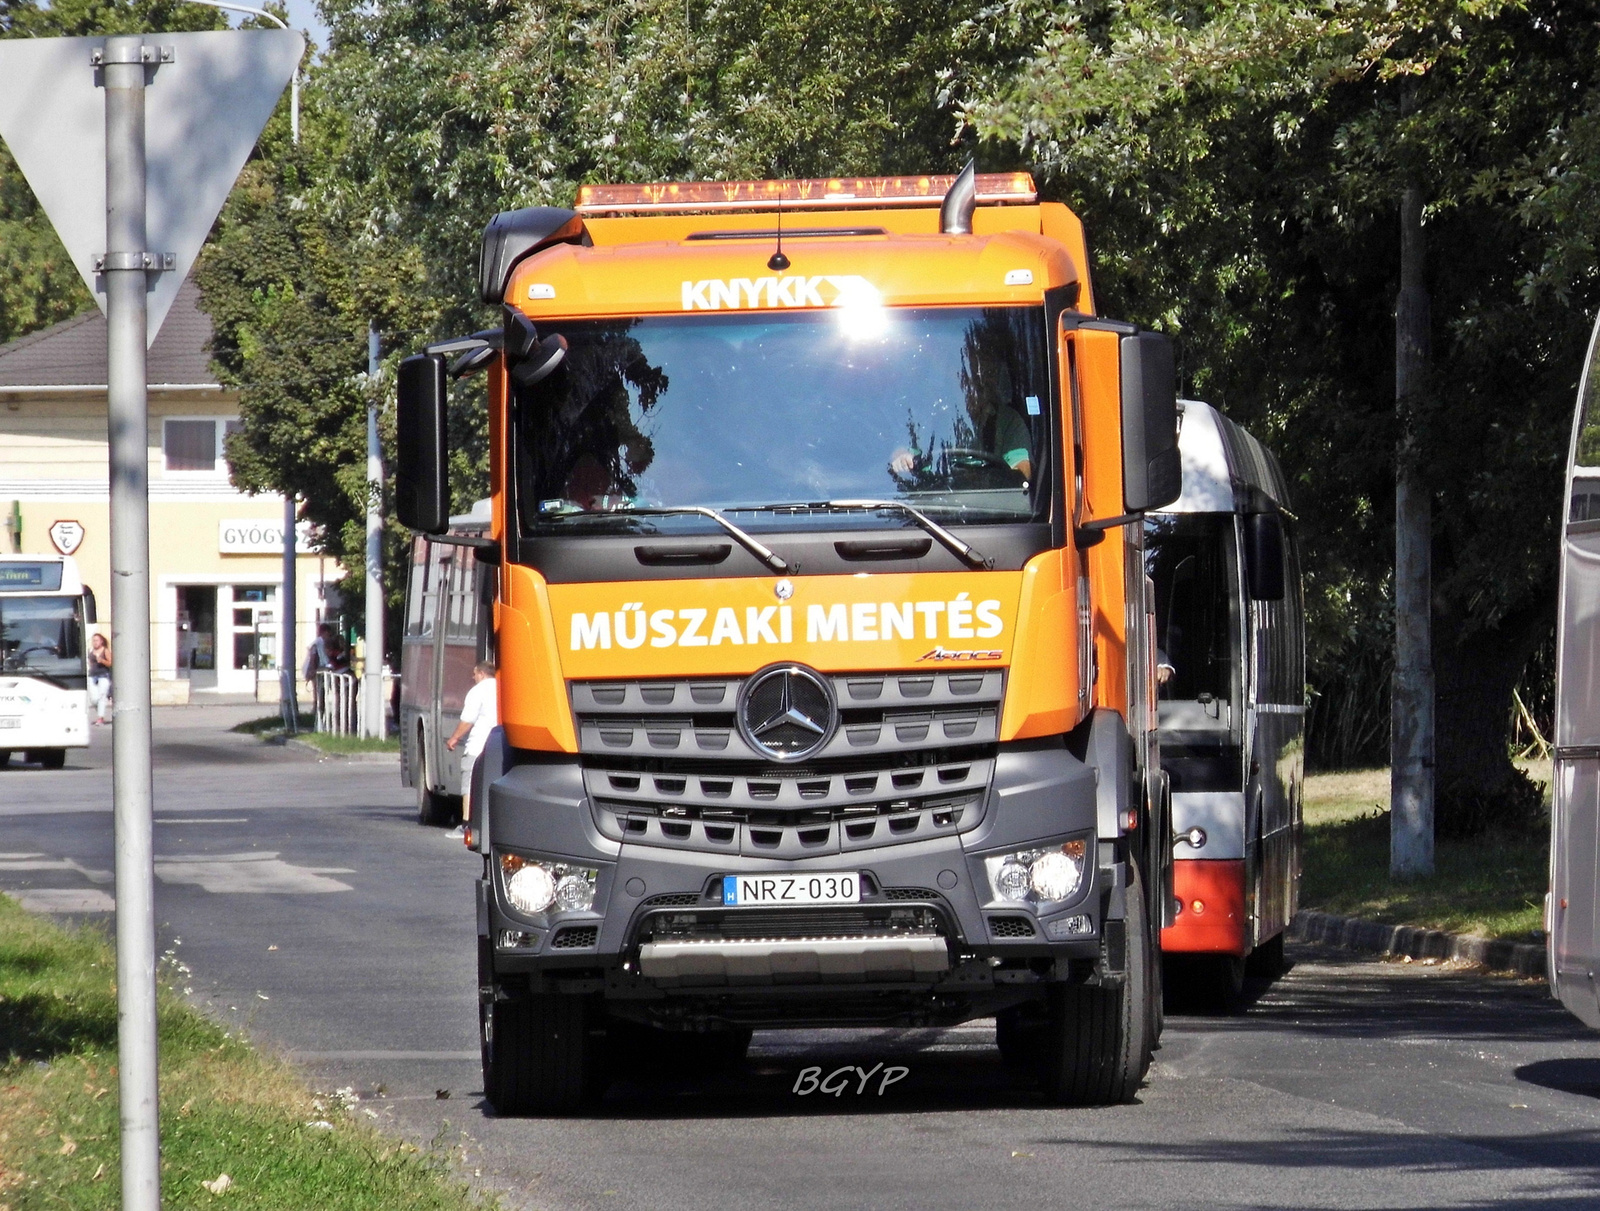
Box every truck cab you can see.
[395,167,1182,1110]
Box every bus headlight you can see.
[500,854,598,916]
[985,838,1088,906]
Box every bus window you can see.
[405,538,431,638]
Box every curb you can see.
[1289,909,1547,980]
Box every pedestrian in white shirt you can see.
[446,660,497,816]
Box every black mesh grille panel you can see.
[988,915,1036,939]
[550,926,599,949]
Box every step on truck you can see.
[1146,400,1305,1011]
[393,165,1182,1110]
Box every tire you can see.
[26,749,66,769]
[415,734,452,827]
[1039,864,1152,1105]
[0,750,10,767]
[1245,931,1286,979]
[480,979,605,1114]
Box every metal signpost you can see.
[0,29,301,1210]
[365,323,386,739]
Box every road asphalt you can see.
[3,706,1599,1210]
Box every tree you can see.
[966,0,1600,833]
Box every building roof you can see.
[0,277,222,390]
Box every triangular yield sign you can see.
[0,29,303,347]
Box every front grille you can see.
[575,670,1003,856]
[644,892,703,907]
[550,926,599,949]
[988,915,1037,939]
[883,887,940,901]
[640,904,947,944]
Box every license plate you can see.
[0,717,19,729]
[722,872,860,906]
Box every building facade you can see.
[0,280,337,703]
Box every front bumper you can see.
[480,741,1109,998]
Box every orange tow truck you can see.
[395,165,1180,1112]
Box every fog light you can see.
[507,865,556,914]
[1045,914,1093,940]
[498,929,539,949]
[1191,899,1206,915]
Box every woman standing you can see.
[88,633,113,725]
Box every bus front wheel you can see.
[27,749,65,770]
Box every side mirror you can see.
[503,310,568,389]
[81,586,97,624]
[396,353,449,534]
[1120,331,1181,512]
[1245,512,1286,601]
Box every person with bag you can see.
[87,633,113,724]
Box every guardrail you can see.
[315,669,396,737]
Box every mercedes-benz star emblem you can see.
[737,664,837,762]
[774,578,794,601]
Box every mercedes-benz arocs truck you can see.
[394,166,1182,1111]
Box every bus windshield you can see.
[1145,513,1240,713]
[510,306,1054,537]
[0,596,85,684]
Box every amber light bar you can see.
[574,173,1038,214]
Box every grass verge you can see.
[293,732,401,755]
[1300,764,1550,942]
[0,895,485,1210]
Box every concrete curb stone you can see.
[1289,909,1547,981]
[284,737,401,763]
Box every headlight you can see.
[984,838,1088,906]
[500,854,598,916]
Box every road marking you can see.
[286,1051,478,1061]
[155,817,249,825]
[10,889,116,913]
[0,856,112,882]
[155,852,354,894]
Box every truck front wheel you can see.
[480,947,605,1115]
[1040,863,1153,1105]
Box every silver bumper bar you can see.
[639,934,950,984]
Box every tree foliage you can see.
[967,0,1600,826]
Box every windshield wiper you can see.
[611,506,792,574]
[737,500,992,569]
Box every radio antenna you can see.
[768,184,790,272]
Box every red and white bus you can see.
[399,500,496,825]
[1146,400,1305,1009]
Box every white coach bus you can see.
[0,554,93,768]
[1553,315,1600,1029]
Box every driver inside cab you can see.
[888,396,1036,483]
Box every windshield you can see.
[512,306,1053,537]
[1145,514,1240,710]
[0,595,85,682]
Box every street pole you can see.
[102,33,162,1211]
[1392,176,1435,878]
[365,322,385,739]
[281,493,297,732]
